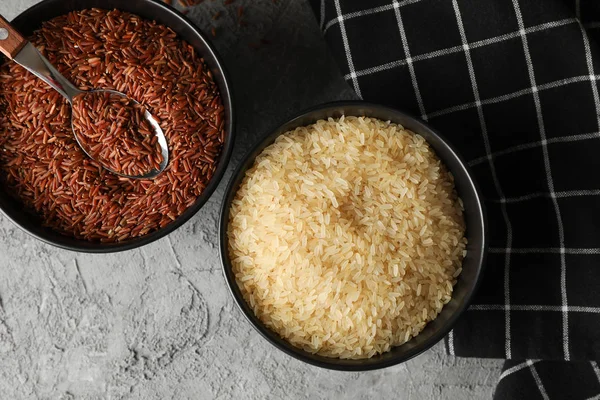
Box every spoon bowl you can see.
[71,90,169,179]
[0,17,169,179]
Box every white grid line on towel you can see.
[487,189,600,204]
[342,18,577,81]
[452,0,514,359]
[578,15,600,133]
[392,0,427,120]
[498,360,532,382]
[319,0,326,30]
[591,361,600,391]
[469,304,600,313]
[488,247,600,255]
[469,131,600,167]
[323,0,423,33]
[334,0,363,98]
[429,72,598,120]
[528,360,550,400]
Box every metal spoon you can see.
[0,15,168,179]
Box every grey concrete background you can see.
[0,0,503,399]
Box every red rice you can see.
[0,9,225,242]
[71,92,163,176]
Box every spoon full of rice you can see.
[0,15,169,179]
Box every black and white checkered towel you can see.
[310,0,600,398]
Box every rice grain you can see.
[228,117,467,359]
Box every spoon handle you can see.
[0,15,81,102]
[0,15,26,59]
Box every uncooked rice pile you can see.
[71,92,163,177]
[0,9,224,242]
[228,117,467,359]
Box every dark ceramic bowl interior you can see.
[219,101,487,371]
[0,0,234,253]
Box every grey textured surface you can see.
[0,1,503,399]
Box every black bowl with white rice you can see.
[219,101,486,371]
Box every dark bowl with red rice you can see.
[0,0,234,252]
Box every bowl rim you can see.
[0,0,236,253]
[219,100,487,371]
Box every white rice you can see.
[228,116,467,359]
